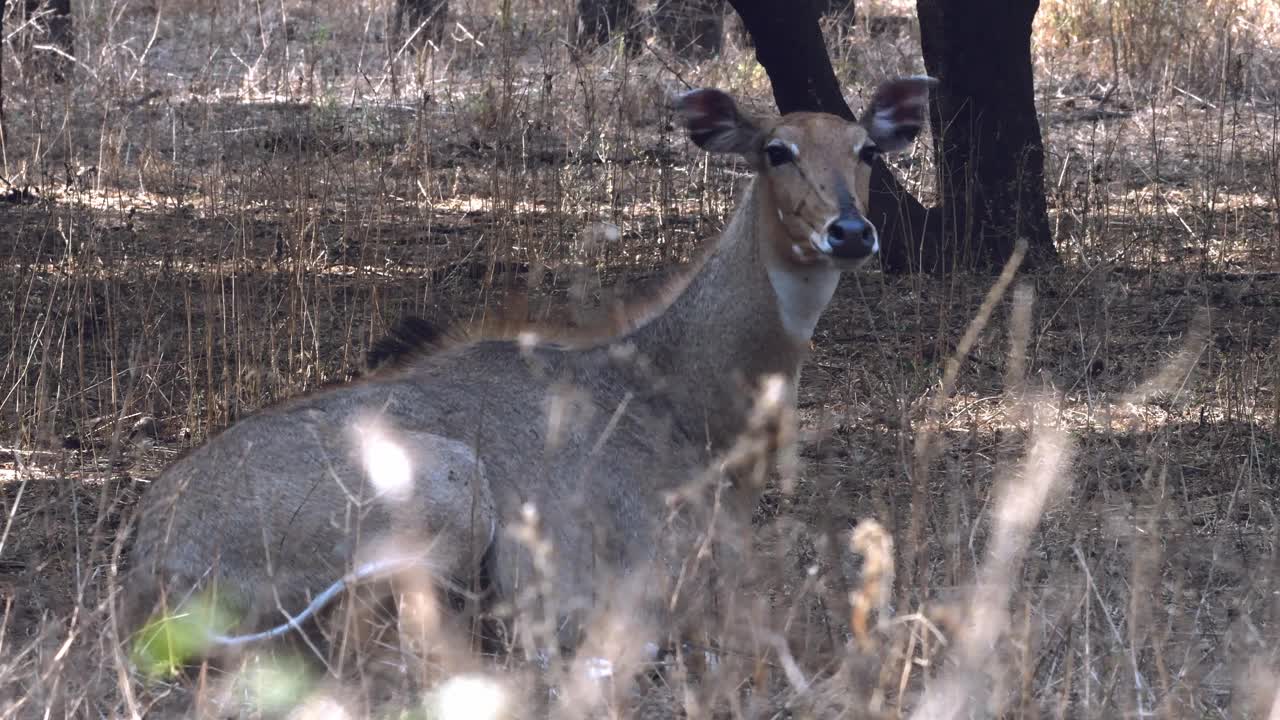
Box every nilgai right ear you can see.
[675,88,764,157]
[860,75,938,153]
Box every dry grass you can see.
[1,0,1279,717]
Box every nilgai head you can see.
[676,76,935,269]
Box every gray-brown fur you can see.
[122,78,934,659]
[125,335,730,652]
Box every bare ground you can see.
[1,0,1279,716]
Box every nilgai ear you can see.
[675,88,764,157]
[860,75,938,153]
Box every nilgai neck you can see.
[623,77,935,449]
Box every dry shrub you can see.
[2,0,1279,717]
[1035,0,1280,94]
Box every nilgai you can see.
[122,76,935,666]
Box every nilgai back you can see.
[123,76,935,661]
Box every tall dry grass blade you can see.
[909,404,1072,720]
[1003,281,1035,401]
[1119,306,1211,407]
[905,238,1028,593]
[849,519,894,652]
[911,237,1029,473]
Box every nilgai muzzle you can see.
[122,76,935,665]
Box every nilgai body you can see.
[123,76,934,662]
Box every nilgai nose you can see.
[123,76,935,668]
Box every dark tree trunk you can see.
[726,0,940,273]
[572,0,640,52]
[724,0,847,117]
[25,0,73,80]
[917,0,1054,268]
[394,0,448,48]
[654,0,726,56]
[728,3,858,71]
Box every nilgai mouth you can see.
[810,219,880,266]
[817,174,880,264]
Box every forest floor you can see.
[1,1,1279,717]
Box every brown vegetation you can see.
[0,0,1278,717]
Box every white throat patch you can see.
[766,261,842,341]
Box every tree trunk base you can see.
[571,0,643,54]
[916,0,1056,271]
[653,0,726,56]
[395,0,449,50]
[23,0,74,82]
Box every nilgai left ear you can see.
[860,75,938,153]
[675,88,764,157]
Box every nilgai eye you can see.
[765,141,795,167]
[858,144,881,165]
